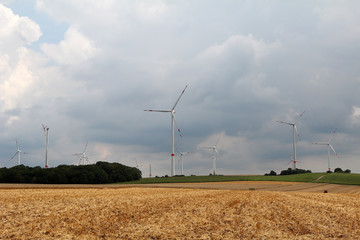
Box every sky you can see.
[1,0,360,177]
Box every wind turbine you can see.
[144,85,188,177]
[313,129,338,172]
[73,142,90,165]
[42,123,49,168]
[9,139,27,165]
[207,138,220,175]
[207,145,219,175]
[149,163,152,177]
[135,160,143,168]
[177,150,190,175]
[277,110,305,169]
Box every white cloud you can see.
[196,34,280,64]
[314,3,360,44]
[0,4,41,50]
[0,54,35,111]
[135,1,167,21]
[0,4,42,113]
[350,106,360,126]
[41,27,97,65]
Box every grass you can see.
[315,173,360,185]
[123,173,360,186]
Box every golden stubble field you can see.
[1,185,360,239]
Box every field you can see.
[1,182,360,239]
[125,173,360,185]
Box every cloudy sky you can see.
[1,0,360,176]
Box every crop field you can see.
[1,185,360,239]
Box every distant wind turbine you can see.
[149,163,152,177]
[135,160,143,168]
[42,123,49,168]
[144,85,188,176]
[9,139,27,165]
[177,149,190,175]
[73,142,90,165]
[207,138,220,175]
[313,129,338,172]
[277,111,305,169]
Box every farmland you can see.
[1,184,360,239]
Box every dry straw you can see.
[0,187,359,239]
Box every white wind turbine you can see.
[135,160,143,168]
[207,138,220,175]
[313,129,338,172]
[42,123,49,168]
[9,139,27,165]
[144,85,188,177]
[277,111,305,169]
[73,142,90,165]
[177,150,190,175]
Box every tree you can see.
[334,168,343,173]
[265,170,277,176]
[0,162,141,184]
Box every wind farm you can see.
[2,1,360,239]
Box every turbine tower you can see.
[73,142,90,165]
[145,85,188,177]
[42,123,49,168]
[207,145,219,175]
[9,139,27,165]
[277,110,305,169]
[313,129,338,172]
[149,163,152,177]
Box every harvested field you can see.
[130,181,360,193]
[2,181,360,193]
[1,187,360,239]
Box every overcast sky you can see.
[1,0,360,176]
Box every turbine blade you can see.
[329,144,338,156]
[144,109,171,112]
[277,120,293,125]
[83,142,88,153]
[294,125,301,141]
[9,152,18,161]
[42,123,47,133]
[215,137,221,147]
[294,110,306,124]
[328,128,337,142]
[172,112,182,137]
[172,85,188,110]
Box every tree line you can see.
[265,167,351,176]
[0,161,141,184]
